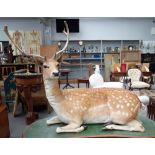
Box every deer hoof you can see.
[56,127,62,133]
[102,124,114,130]
[46,119,52,125]
[83,125,88,130]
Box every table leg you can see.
[63,73,74,89]
[23,86,38,125]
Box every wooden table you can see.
[14,72,43,125]
[59,69,74,89]
[110,72,127,81]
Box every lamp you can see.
[79,40,83,46]
[58,41,61,47]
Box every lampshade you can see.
[79,40,83,46]
[58,42,61,47]
[151,27,155,35]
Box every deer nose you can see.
[53,72,59,76]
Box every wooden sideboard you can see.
[0,93,10,138]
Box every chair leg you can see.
[77,81,80,88]
[86,82,89,88]
[58,79,60,88]
[5,102,10,112]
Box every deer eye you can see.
[43,65,49,68]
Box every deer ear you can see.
[56,55,62,63]
[44,56,47,62]
[53,52,62,62]
[52,53,57,60]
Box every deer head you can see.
[42,21,69,80]
[43,58,60,80]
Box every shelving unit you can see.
[58,40,140,79]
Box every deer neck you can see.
[43,78,64,106]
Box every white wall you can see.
[51,17,155,41]
[1,17,155,43]
[0,18,43,41]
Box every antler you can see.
[3,26,25,55]
[55,21,69,59]
[4,25,45,64]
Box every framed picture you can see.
[0,42,2,52]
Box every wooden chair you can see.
[77,64,93,88]
[142,71,153,84]
[77,79,89,88]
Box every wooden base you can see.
[0,104,10,138]
[23,116,155,138]
[26,112,39,125]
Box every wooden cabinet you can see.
[0,89,10,138]
[120,50,141,63]
[141,53,155,63]
[0,104,10,138]
[40,45,58,59]
[14,73,43,125]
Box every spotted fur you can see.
[43,58,145,133]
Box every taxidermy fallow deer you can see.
[42,21,145,133]
[4,22,145,133]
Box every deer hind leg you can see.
[46,116,62,125]
[56,122,85,133]
[102,119,145,132]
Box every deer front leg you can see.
[102,119,145,132]
[56,122,85,133]
[46,116,62,125]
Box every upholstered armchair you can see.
[127,68,150,90]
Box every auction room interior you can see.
[0,17,155,138]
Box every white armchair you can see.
[127,68,150,90]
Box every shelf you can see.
[60,40,140,79]
[81,58,102,60]
[61,63,81,66]
[63,58,104,61]
[103,52,120,54]
[65,52,119,54]
[81,63,103,66]
[80,52,102,54]
[64,58,80,60]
